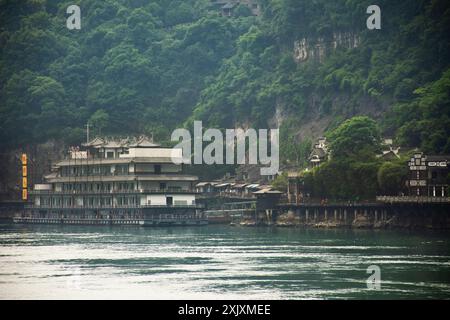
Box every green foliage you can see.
[327,116,381,159]
[304,116,386,200]
[279,119,311,166]
[191,0,450,158]
[0,0,255,149]
[306,158,380,201]
[390,68,450,154]
[234,4,252,18]
[377,158,409,196]
[271,172,288,192]
[0,0,449,173]
[89,109,110,136]
[304,116,414,200]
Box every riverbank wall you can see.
[238,203,450,229]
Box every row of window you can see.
[61,182,135,192]
[58,183,185,192]
[37,196,139,206]
[59,164,177,177]
[60,164,130,177]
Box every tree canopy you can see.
[327,116,381,159]
[0,0,449,169]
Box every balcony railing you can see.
[25,203,204,209]
[376,196,450,203]
[30,189,199,195]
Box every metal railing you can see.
[25,203,204,209]
[30,189,199,195]
[376,196,450,203]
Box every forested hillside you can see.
[0,0,256,148]
[191,0,450,165]
[1,0,449,164]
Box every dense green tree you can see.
[89,109,109,136]
[271,172,288,192]
[327,116,381,159]
[392,68,450,153]
[304,116,382,200]
[377,158,409,196]
[0,0,449,189]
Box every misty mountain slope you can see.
[0,0,449,166]
[190,0,450,165]
[0,0,256,148]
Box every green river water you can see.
[0,223,449,299]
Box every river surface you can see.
[0,223,449,299]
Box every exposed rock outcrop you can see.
[293,32,360,63]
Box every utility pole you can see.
[86,123,90,143]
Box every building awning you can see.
[43,172,58,180]
[196,182,212,187]
[253,188,283,194]
[46,174,198,183]
[245,184,260,189]
[215,183,231,188]
[232,183,248,188]
[128,136,160,148]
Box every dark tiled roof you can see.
[82,135,159,148]
[309,148,326,159]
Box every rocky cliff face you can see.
[293,32,360,63]
[269,31,380,143]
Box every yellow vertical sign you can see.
[21,153,27,200]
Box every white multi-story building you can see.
[15,136,206,226]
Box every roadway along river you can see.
[0,223,449,299]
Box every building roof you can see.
[83,137,105,147]
[82,135,160,149]
[128,136,160,148]
[196,182,213,187]
[253,188,283,194]
[231,183,248,188]
[43,172,58,180]
[102,140,124,148]
[377,150,400,160]
[309,148,326,159]
[215,183,231,188]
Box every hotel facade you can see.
[15,136,206,226]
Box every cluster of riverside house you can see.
[194,137,450,203]
[22,134,450,224]
[284,138,450,204]
[194,137,406,202]
[195,181,276,199]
